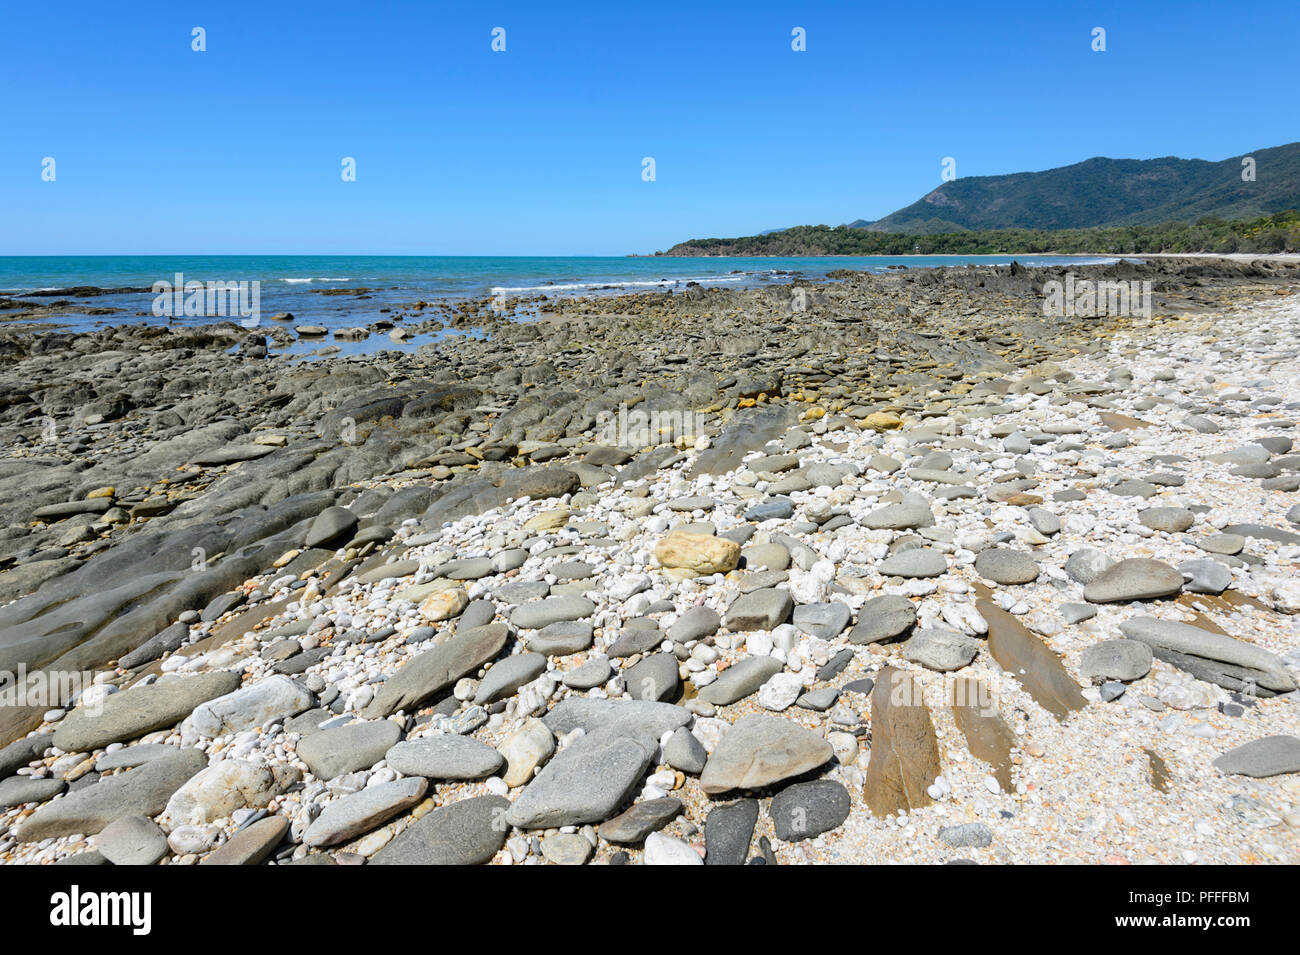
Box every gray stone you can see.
[1212,736,1300,778]
[597,797,682,843]
[95,814,168,866]
[938,822,993,849]
[304,506,358,548]
[384,735,504,780]
[664,726,708,774]
[1179,559,1232,595]
[190,674,312,738]
[303,777,428,847]
[296,720,402,780]
[667,606,721,643]
[904,629,979,671]
[363,623,510,718]
[770,780,850,841]
[700,715,833,794]
[698,655,783,705]
[53,672,241,752]
[705,798,758,865]
[0,774,66,808]
[848,595,916,644]
[200,815,289,865]
[1064,548,1115,585]
[724,588,793,631]
[1119,617,1296,694]
[510,596,596,629]
[878,549,947,579]
[1083,559,1183,603]
[1060,603,1097,625]
[506,727,656,829]
[861,497,934,530]
[1079,639,1153,683]
[18,749,208,842]
[473,652,548,704]
[791,601,852,639]
[526,621,593,655]
[1140,507,1195,533]
[371,795,509,865]
[975,548,1039,585]
[624,653,681,702]
[561,656,612,690]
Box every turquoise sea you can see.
[0,254,1125,354]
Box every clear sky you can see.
[2,0,1296,255]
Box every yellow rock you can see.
[801,406,826,421]
[654,532,740,575]
[87,486,115,499]
[737,398,757,409]
[524,508,570,531]
[273,549,301,568]
[254,434,288,447]
[863,411,904,431]
[420,587,469,622]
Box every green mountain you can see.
[860,142,1300,234]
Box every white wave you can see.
[280,277,352,284]
[488,274,760,295]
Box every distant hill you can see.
[661,143,1300,254]
[861,142,1300,234]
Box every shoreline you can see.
[0,257,1297,865]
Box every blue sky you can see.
[2,0,1296,255]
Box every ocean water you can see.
[0,254,1123,357]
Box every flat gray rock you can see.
[1213,736,1300,778]
[624,652,681,702]
[700,715,833,794]
[525,621,593,655]
[18,748,208,842]
[540,698,691,741]
[667,606,721,643]
[385,735,504,780]
[200,815,289,865]
[1083,559,1183,603]
[1119,617,1296,694]
[1140,507,1195,533]
[1178,559,1231,594]
[848,595,916,644]
[363,623,510,718]
[0,774,66,808]
[974,548,1039,585]
[561,656,612,690]
[296,720,402,780]
[597,797,682,843]
[879,549,947,579]
[861,497,934,530]
[1064,547,1115,585]
[506,725,658,829]
[53,672,241,752]
[791,601,852,639]
[509,596,595,630]
[904,629,979,671]
[303,777,428,848]
[705,798,758,865]
[190,674,313,739]
[371,795,509,865]
[473,652,548,704]
[663,726,707,774]
[770,780,850,841]
[95,814,168,866]
[938,822,993,849]
[1079,639,1152,683]
[698,655,783,705]
[724,588,793,631]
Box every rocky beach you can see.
[1,256,1298,866]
